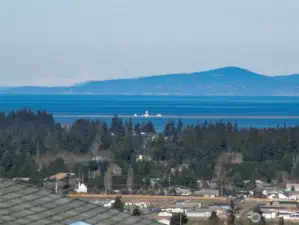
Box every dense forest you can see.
[0,109,299,193]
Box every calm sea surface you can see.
[1,95,299,131]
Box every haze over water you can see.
[1,95,299,131]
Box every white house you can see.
[287,191,299,200]
[286,181,299,191]
[163,207,184,213]
[125,201,148,208]
[136,155,152,162]
[75,183,87,193]
[277,193,288,199]
[194,189,219,197]
[104,200,115,208]
[186,209,223,218]
[157,219,170,225]
[158,212,172,217]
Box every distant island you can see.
[2,66,299,96]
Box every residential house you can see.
[260,212,277,219]
[75,182,88,193]
[104,200,115,208]
[209,203,232,211]
[43,180,68,192]
[136,154,152,162]
[286,180,299,191]
[262,188,278,196]
[157,219,170,225]
[162,206,184,213]
[269,201,298,209]
[271,180,279,186]
[48,172,75,180]
[197,180,203,189]
[194,189,219,197]
[43,172,78,192]
[287,191,299,200]
[163,203,199,213]
[171,185,191,195]
[186,208,225,218]
[263,188,290,200]
[208,180,218,189]
[175,202,202,209]
[255,180,273,188]
[158,211,173,217]
[150,178,161,188]
[125,201,148,208]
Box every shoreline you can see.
[54,114,299,119]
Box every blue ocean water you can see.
[1,94,299,131]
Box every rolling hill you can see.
[2,67,299,96]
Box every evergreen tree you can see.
[132,206,141,216]
[227,209,236,225]
[5,108,299,192]
[111,196,124,212]
[230,198,235,211]
[202,181,210,189]
[208,211,220,225]
[170,212,188,225]
[177,120,183,133]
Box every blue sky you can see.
[1,0,299,86]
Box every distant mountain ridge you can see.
[2,66,299,96]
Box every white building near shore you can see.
[75,182,87,193]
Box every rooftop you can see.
[48,173,75,180]
[0,177,161,225]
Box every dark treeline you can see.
[0,108,299,192]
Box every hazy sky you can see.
[1,0,299,86]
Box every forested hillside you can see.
[0,109,299,192]
[3,67,299,95]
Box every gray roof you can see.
[0,177,161,225]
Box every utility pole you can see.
[55,178,58,194]
[69,170,72,189]
[168,174,171,189]
[78,167,81,183]
[36,143,41,172]
[104,172,108,194]
[180,212,182,225]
